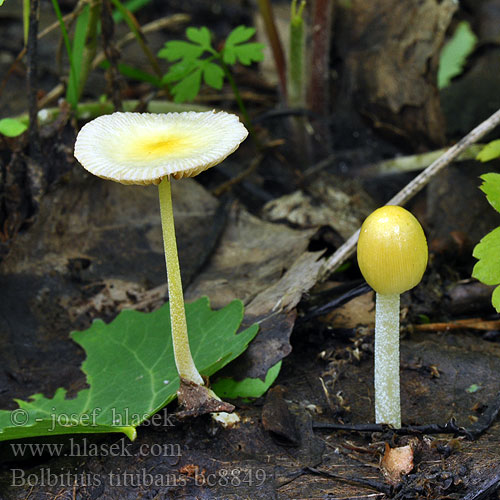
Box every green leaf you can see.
[234,42,265,65]
[438,21,477,89]
[0,0,6,6]
[161,59,198,84]
[417,314,430,324]
[100,60,161,86]
[223,42,265,66]
[0,118,28,137]
[67,3,90,107]
[473,226,500,285]
[477,140,500,163]
[51,0,77,106]
[222,25,265,66]
[0,297,258,442]
[186,26,212,51]
[170,67,202,102]
[225,25,256,46]
[473,174,500,313]
[466,383,481,393]
[202,61,224,89]
[478,173,500,213]
[492,285,500,313]
[212,361,281,400]
[158,40,205,62]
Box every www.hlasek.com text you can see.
[10,438,181,459]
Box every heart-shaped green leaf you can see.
[0,297,258,442]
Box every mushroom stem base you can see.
[374,292,401,428]
[159,177,204,386]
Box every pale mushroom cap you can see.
[357,206,428,295]
[74,110,249,185]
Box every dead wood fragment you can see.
[466,391,500,440]
[262,386,300,447]
[413,318,500,332]
[447,281,497,316]
[27,0,41,164]
[461,472,500,500]
[336,0,456,148]
[175,378,234,419]
[306,0,335,157]
[262,171,375,240]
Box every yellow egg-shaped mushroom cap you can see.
[74,110,248,185]
[357,206,428,295]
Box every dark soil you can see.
[2,1,500,499]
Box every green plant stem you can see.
[50,0,79,107]
[77,0,101,100]
[220,61,255,137]
[288,0,306,107]
[375,292,401,428]
[110,0,163,79]
[158,177,204,386]
[23,0,30,45]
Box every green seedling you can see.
[158,26,264,126]
[357,206,428,428]
[288,0,306,107]
[0,117,28,137]
[472,173,500,312]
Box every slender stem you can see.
[27,0,41,164]
[110,0,163,79]
[158,177,204,386]
[288,0,306,108]
[77,0,101,101]
[307,0,334,115]
[23,0,30,45]
[374,293,401,428]
[256,0,287,99]
[220,61,254,134]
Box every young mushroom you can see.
[74,111,248,390]
[357,206,427,428]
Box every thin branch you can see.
[27,0,41,161]
[257,0,287,99]
[307,0,335,116]
[320,107,500,280]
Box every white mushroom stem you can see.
[374,292,401,428]
[158,176,204,386]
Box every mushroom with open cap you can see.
[74,110,248,391]
[357,205,428,428]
